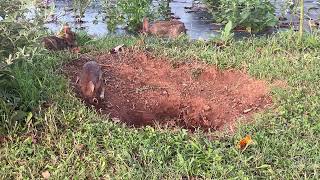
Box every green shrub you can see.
[72,0,92,21]
[205,0,278,32]
[102,0,157,32]
[0,0,45,134]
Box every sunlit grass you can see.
[1,31,320,179]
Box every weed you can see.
[72,0,92,22]
[103,0,153,32]
[102,0,170,32]
[0,0,46,134]
[1,1,320,178]
[205,0,278,32]
[1,31,320,179]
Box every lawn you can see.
[1,31,320,179]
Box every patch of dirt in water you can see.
[63,48,272,131]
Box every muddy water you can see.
[45,0,320,40]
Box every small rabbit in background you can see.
[42,24,77,51]
[61,24,77,48]
[77,60,105,103]
[142,17,186,38]
[41,36,68,50]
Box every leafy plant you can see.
[0,0,46,134]
[279,0,296,18]
[219,20,234,42]
[157,0,171,20]
[72,0,92,22]
[0,0,45,61]
[205,0,279,33]
[209,20,234,47]
[102,0,154,32]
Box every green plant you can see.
[279,0,296,18]
[0,0,46,134]
[0,68,26,134]
[220,20,234,42]
[1,32,320,179]
[72,0,92,22]
[208,20,234,47]
[299,0,304,41]
[157,0,171,20]
[103,0,153,32]
[205,0,278,33]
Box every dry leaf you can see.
[136,39,145,46]
[243,108,252,114]
[237,135,253,151]
[71,47,80,54]
[42,170,50,179]
[75,144,85,151]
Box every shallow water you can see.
[44,0,320,40]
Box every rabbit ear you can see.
[63,24,70,34]
[142,17,149,33]
[88,81,95,93]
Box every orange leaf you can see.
[237,135,253,151]
[71,47,80,53]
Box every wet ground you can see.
[44,0,320,39]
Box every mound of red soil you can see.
[63,48,272,131]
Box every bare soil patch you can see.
[63,48,272,131]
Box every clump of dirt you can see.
[63,48,272,131]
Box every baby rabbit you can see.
[142,17,186,38]
[62,24,77,48]
[41,36,68,50]
[78,60,105,102]
[42,24,77,51]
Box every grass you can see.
[1,31,320,179]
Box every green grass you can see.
[1,31,320,179]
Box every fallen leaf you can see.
[75,144,85,151]
[237,135,253,151]
[136,39,145,46]
[42,170,50,179]
[243,108,252,114]
[71,47,80,54]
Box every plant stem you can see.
[299,0,304,42]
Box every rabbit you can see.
[41,36,68,51]
[78,60,105,102]
[42,24,77,51]
[142,17,186,38]
[62,24,77,48]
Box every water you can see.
[44,0,125,37]
[44,0,320,40]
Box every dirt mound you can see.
[63,48,272,131]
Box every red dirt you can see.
[63,48,272,131]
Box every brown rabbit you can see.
[142,17,186,38]
[78,61,105,102]
[42,24,77,51]
[62,24,77,48]
[41,36,68,51]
